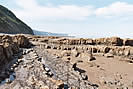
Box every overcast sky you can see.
[1,0,133,38]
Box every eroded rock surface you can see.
[0,35,133,89]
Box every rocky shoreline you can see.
[0,34,133,89]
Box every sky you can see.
[0,0,133,38]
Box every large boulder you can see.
[94,37,123,46]
[94,38,105,45]
[129,48,133,55]
[13,35,32,48]
[123,49,130,56]
[104,53,114,58]
[123,38,133,46]
[88,53,96,61]
[67,38,81,45]
[0,35,19,68]
[61,50,71,57]
[103,46,110,53]
[107,37,123,46]
[49,38,94,45]
[0,45,6,64]
[0,34,32,70]
[71,49,80,57]
[86,39,94,45]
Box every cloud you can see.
[15,0,37,9]
[95,2,133,17]
[9,0,133,38]
[12,0,133,22]
[13,0,94,21]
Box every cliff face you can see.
[0,5,34,35]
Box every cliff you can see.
[0,5,33,34]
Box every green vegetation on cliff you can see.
[0,5,33,34]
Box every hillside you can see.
[0,5,33,34]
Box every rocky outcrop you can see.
[0,35,19,68]
[0,5,33,34]
[1,35,133,89]
[29,37,94,45]
[29,36,133,46]
[30,36,133,57]
[42,42,133,58]
[0,34,32,68]
[94,37,123,46]
[123,38,133,46]
[13,35,32,48]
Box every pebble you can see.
[5,78,11,84]
[13,64,18,68]
[45,67,50,72]
[23,64,27,68]
[37,57,42,62]
[47,71,54,77]
[123,87,128,89]
[18,59,24,63]
[80,73,88,80]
